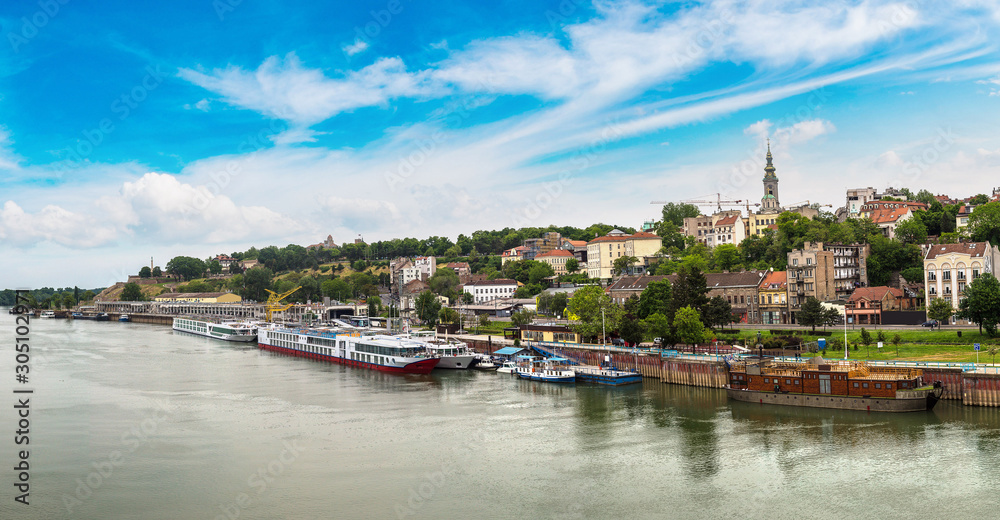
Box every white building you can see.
[924,242,1000,321]
[463,279,519,304]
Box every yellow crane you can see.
[264,286,301,322]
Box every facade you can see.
[758,270,788,325]
[501,246,528,265]
[535,249,574,275]
[561,239,589,264]
[519,324,579,343]
[786,242,836,323]
[392,256,437,287]
[213,254,237,270]
[463,279,519,304]
[956,204,977,229]
[682,215,715,245]
[924,242,1000,320]
[586,230,663,280]
[154,292,242,303]
[710,214,746,246]
[827,243,870,300]
[705,271,768,324]
[522,232,562,261]
[847,286,911,325]
[607,276,666,304]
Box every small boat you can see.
[496,361,519,374]
[71,312,84,319]
[423,340,479,369]
[40,311,56,318]
[118,314,131,322]
[472,354,498,371]
[516,356,575,383]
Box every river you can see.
[2,313,999,519]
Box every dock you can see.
[574,365,643,385]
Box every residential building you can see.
[710,213,746,246]
[758,270,788,325]
[535,249,574,275]
[786,242,836,323]
[391,256,437,288]
[154,292,242,303]
[560,238,589,264]
[827,243,870,299]
[463,279,519,304]
[846,286,914,325]
[522,231,562,261]
[213,254,237,271]
[607,276,666,304]
[682,214,715,245]
[586,230,663,280]
[923,242,1000,322]
[956,204,977,229]
[858,200,927,219]
[240,259,259,271]
[868,206,914,239]
[501,246,529,265]
[845,187,915,218]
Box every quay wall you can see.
[921,368,964,401]
[962,372,1000,407]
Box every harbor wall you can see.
[920,368,964,401]
[962,372,1000,407]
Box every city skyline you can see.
[2,0,1000,287]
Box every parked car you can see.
[921,320,939,327]
[611,338,626,346]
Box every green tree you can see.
[367,295,382,318]
[637,279,672,320]
[641,312,672,344]
[612,255,639,276]
[822,307,841,329]
[415,291,442,325]
[242,267,274,302]
[428,268,460,298]
[120,282,145,302]
[891,333,902,357]
[461,292,474,305]
[668,265,709,320]
[438,306,460,324]
[989,346,999,366]
[713,244,741,271]
[927,297,955,326]
[138,266,152,278]
[208,260,223,275]
[661,203,701,227]
[703,296,733,330]
[510,309,535,327]
[796,297,825,332]
[619,312,644,346]
[958,273,1000,336]
[322,278,351,302]
[969,202,1000,246]
[859,327,873,357]
[152,266,162,277]
[673,306,706,345]
[565,257,580,274]
[477,314,490,332]
[80,290,96,302]
[166,256,207,281]
[894,217,928,245]
[568,285,621,341]
[62,293,76,309]
[528,262,555,285]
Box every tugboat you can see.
[725,357,944,412]
[515,356,575,383]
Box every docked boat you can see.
[40,311,56,318]
[725,357,944,412]
[118,314,130,322]
[422,340,479,369]
[472,354,498,371]
[172,317,258,342]
[516,356,576,383]
[257,325,439,374]
[73,312,110,321]
[496,361,519,374]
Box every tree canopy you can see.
[958,273,1000,336]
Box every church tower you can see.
[761,140,781,211]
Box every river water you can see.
[2,313,1000,519]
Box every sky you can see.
[2,0,1000,289]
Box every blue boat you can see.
[516,356,575,383]
[119,314,131,322]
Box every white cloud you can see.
[178,54,438,125]
[195,98,211,111]
[0,126,22,171]
[744,118,836,146]
[342,39,369,56]
[0,201,119,248]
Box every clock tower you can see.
[761,140,781,211]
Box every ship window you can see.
[786,379,791,385]
[875,383,881,389]
[764,378,769,383]
[886,384,892,389]
[863,383,869,388]
[853,382,859,388]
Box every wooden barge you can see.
[726,357,943,412]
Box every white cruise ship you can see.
[257,325,439,374]
[172,317,258,342]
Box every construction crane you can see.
[264,286,301,322]
[651,193,745,214]
[787,200,833,209]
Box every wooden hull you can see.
[726,387,940,412]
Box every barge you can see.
[726,357,943,412]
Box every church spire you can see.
[763,138,776,179]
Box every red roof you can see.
[759,270,786,289]
[714,215,740,226]
[849,286,903,302]
[870,207,911,224]
[925,242,994,260]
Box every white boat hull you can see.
[434,355,479,369]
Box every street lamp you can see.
[601,306,606,348]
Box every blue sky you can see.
[2,0,1000,288]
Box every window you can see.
[853,382,859,388]
[807,258,813,265]
[928,272,936,281]
[786,379,791,385]
[863,383,869,388]
[973,269,980,279]
[943,271,951,281]
[875,383,881,389]
[793,259,799,266]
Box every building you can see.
[560,238,589,264]
[710,213,746,246]
[519,324,580,343]
[786,242,836,323]
[844,187,916,219]
[607,276,666,304]
[501,246,529,265]
[535,249,574,275]
[154,292,242,303]
[827,243,870,300]
[846,286,912,325]
[240,259,259,270]
[443,262,472,280]
[213,254,237,270]
[586,230,663,280]
[747,143,784,236]
[758,270,788,325]
[522,232,562,261]
[923,242,1000,321]
[463,279,518,304]
[306,235,338,250]
[682,214,715,245]
[956,204,977,229]
[391,256,437,287]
